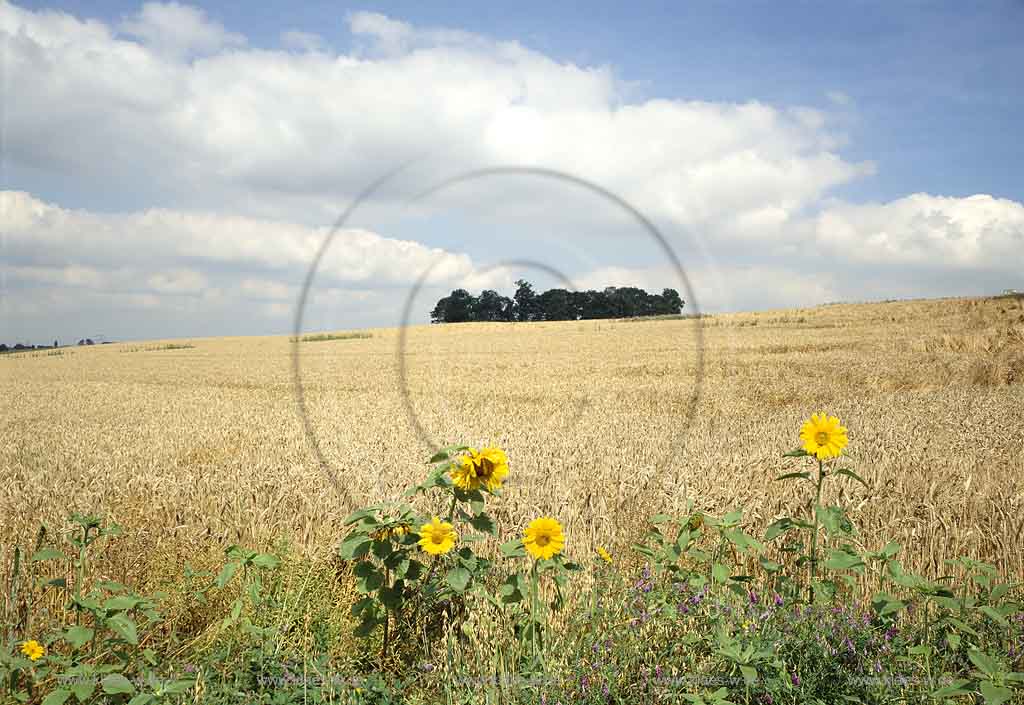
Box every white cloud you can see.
[815,193,1024,269]
[1,1,869,230]
[119,2,244,58]
[280,29,325,52]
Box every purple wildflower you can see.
[774,593,784,607]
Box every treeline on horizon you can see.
[430,279,684,323]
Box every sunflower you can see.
[523,517,565,560]
[450,446,509,492]
[20,639,45,661]
[596,546,612,564]
[418,516,457,555]
[800,413,849,460]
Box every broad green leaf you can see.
[782,448,809,457]
[251,553,279,569]
[469,512,497,535]
[711,563,730,583]
[214,562,238,588]
[42,690,72,705]
[765,518,795,541]
[931,679,972,698]
[101,674,135,695]
[980,681,1013,705]
[978,606,1008,627]
[968,649,1000,677]
[105,614,138,645]
[103,595,141,612]
[31,548,65,562]
[758,557,782,573]
[64,626,94,649]
[446,566,471,593]
[500,539,526,558]
[338,535,372,560]
[379,583,403,610]
[71,680,95,702]
[824,550,864,571]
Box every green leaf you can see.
[105,614,138,644]
[711,563,730,583]
[835,467,869,488]
[739,666,758,685]
[469,512,497,535]
[351,596,374,617]
[775,472,811,482]
[64,626,94,649]
[31,548,65,562]
[782,448,809,457]
[101,674,135,695]
[978,606,1009,627]
[824,550,865,571]
[71,680,95,703]
[500,539,526,558]
[980,681,1013,705]
[379,583,404,610]
[103,595,141,612]
[931,679,972,698]
[42,690,72,705]
[446,566,471,593]
[214,561,238,588]
[354,562,384,593]
[251,553,279,569]
[765,518,795,541]
[816,506,853,537]
[758,557,782,573]
[650,514,672,524]
[969,649,1000,678]
[160,679,195,696]
[339,535,373,560]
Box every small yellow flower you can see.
[523,517,565,560]
[800,413,848,460]
[20,639,45,661]
[450,446,509,492]
[418,516,457,555]
[596,546,612,564]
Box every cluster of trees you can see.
[430,280,684,323]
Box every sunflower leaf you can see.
[782,448,810,458]
[500,539,526,558]
[775,472,811,482]
[835,468,869,488]
[446,566,471,593]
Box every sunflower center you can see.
[535,535,550,547]
[815,431,829,445]
[431,532,443,544]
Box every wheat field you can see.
[2,295,1023,591]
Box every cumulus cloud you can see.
[119,2,244,58]
[1,2,1020,343]
[815,193,1024,270]
[1,1,869,229]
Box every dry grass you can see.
[2,295,1023,595]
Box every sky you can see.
[2,0,1022,344]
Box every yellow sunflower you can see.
[800,413,849,460]
[596,546,612,564]
[418,516,457,555]
[450,451,480,491]
[20,639,45,661]
[449,446,509,492]
[475,446,509,491]
[523,517,565,560]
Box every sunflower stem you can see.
[808,459,825,603]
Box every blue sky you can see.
[21,0,1023,205]
[3,1,1023,343]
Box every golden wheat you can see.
[2,295,1022,594]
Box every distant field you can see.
[2,295,1022,589]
